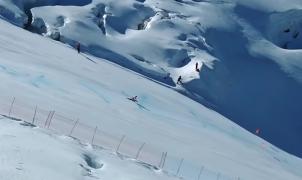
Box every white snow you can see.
[0,0,302,179]
[0,117,178,180]
[19,0,302,158]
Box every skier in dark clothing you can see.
[76,43,81,54]
[177,76,182,84]
[128,96,138,102]
[195,62,200,72]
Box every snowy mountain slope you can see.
[1,0,301,157]
[0,117,179,180]
[0,17,302,180]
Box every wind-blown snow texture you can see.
[0,0,302,179]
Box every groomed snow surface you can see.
[0,19,301,180]
[0,0,302,180]
[1,0,302,158]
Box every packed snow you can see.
[0,116,179,180]
[0,0,302,179]
[1,0,301,157]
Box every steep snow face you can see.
[0,18,302,180]
[0,0,92,28]
[0,0,27,26]
[1,0,302,159]
[232,0,302,12]
[185,2,302,158]
[27,0,302,157]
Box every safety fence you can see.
[0,96,242,180]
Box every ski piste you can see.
[0,0,302,179]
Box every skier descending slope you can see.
[128,96,138,102]
[177,76,182,85]
[195,62,200,72]
[127,95,149,111]
[76,42,81,53]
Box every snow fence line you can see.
[0,96,243,180]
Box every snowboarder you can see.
[128,96,138,102]
[195,62,200,72]
[177,76,182,84]
[76,42,81,54]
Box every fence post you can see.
[91,126,98,145]
[159,152,164,168]
[198,166,204,180]
[217,173,221,180]
[47,111,55,129]
[44,111,52,128]
[116,135,126,153]
[32,105,37,124]
[8,97,15,117]
[176,158,184,176]
[161,152,167,169]
[69,119,79,136]
[135,142,146,160]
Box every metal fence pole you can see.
[161,152,167,169]
[8,97,15,117]
[159,152,164,168]
[198,166,204,180]
[47,111,55,129]
[176,158,184,176]
[116,135,126,153]
[69,119,79,136]
[135,142,146,160]
[44,111,52,128]
[91,126,98,145]
[32,105,37,124]
[217,173,221,180]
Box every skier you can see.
[255,128,260,135]
[195,62,200,72]
[128,96,138,102]
[177,76,182,85]
[76,42,81,54]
